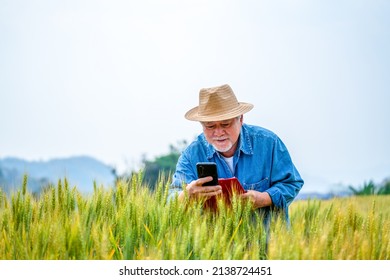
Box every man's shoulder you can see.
[183,133,210,152]
[243,123,279,140]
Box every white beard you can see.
[212,142,233,153]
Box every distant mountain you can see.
[295,190,352,200]
[0,156,116,194]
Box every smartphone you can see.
[196,162,219,186]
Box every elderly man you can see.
[169,84,303,224]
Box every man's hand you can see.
[241,190,272,209]
[179,176,222,201]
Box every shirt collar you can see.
[203,123,253,159]
[239,124,254,155]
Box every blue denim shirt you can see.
[169,123,304,223]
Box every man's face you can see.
[201,116,243,157]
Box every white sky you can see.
[1,0,389,193]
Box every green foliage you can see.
[349,179,390,196]
[377,179,390,195]
[142,153,179,189]
[113,140,189,190]
[141,139,188,189]
[349,180,376,195]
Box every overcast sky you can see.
[1,0,389,193]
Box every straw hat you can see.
[185,84,253,122]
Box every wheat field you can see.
[0,175,389,260]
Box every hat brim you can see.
[185,102,254,122]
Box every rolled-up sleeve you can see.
[168,151,197,200]
[265,137,304,210]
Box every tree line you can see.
[114,139,188,190]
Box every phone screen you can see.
[196,162,219,186]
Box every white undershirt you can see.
[221,155,234,174]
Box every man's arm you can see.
[241,191,272,209]
[240,135,303,210]
[265,137,304,209]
